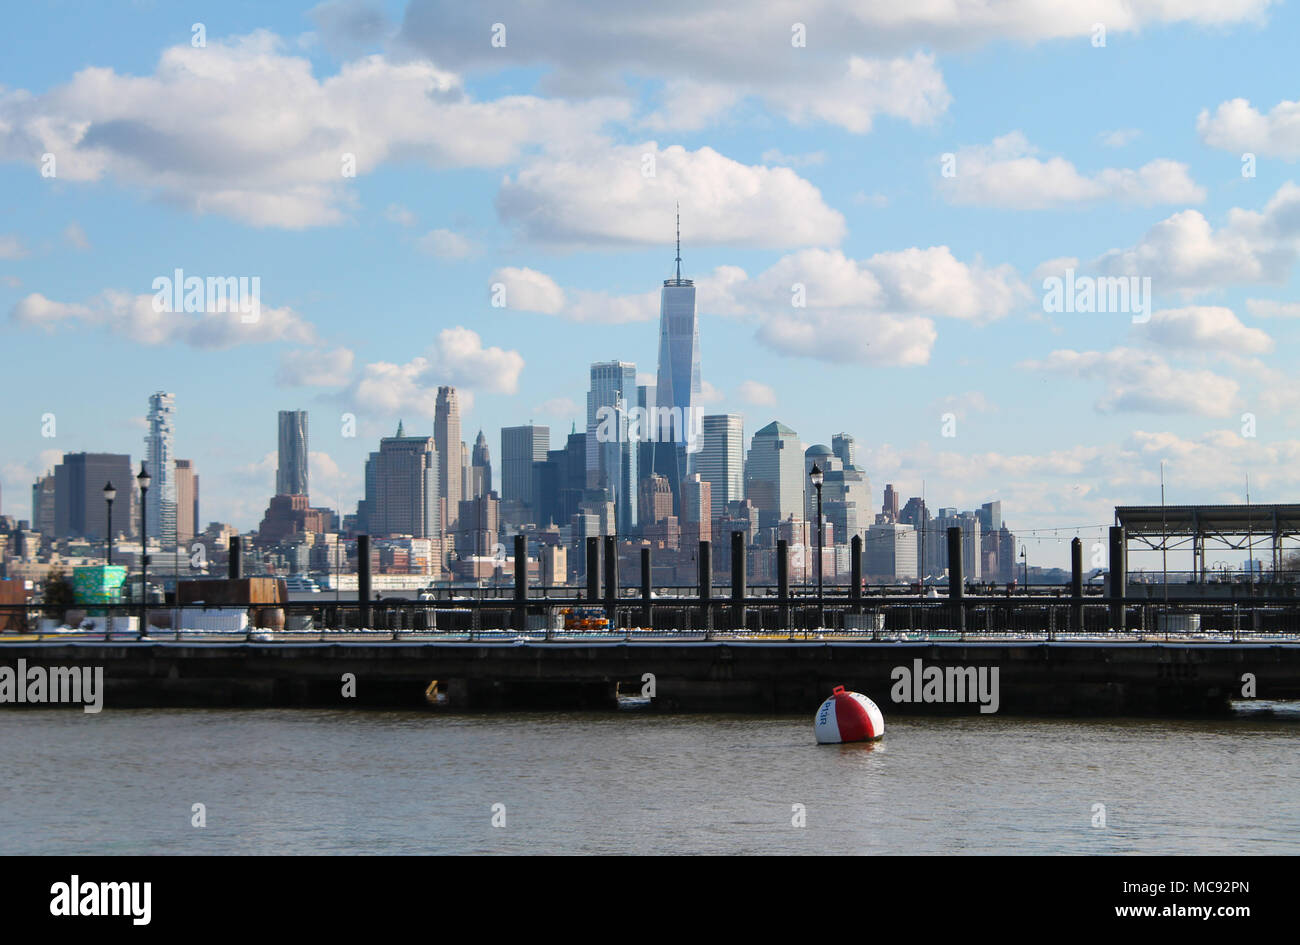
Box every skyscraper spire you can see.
[675,201,682,283]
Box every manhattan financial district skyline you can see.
[2,252,1038,594]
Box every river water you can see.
[1,705,1296,855]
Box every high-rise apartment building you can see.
[145,392,177,547]
[276,410,309,496]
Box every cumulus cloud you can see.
[1021,347,1239,417]
[496,245,1027,364]
[398,1,1263,131]
[489,266,658,323]
[496,143,846,249]
[1093,182,1300,294]
[1140,306,1273,355]
[1197,97,1300,159]
[10,290,316,349]
[0,31,627,227]
[939,132,1204,208]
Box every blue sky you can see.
[3,0,1300,569]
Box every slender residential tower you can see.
[652,205,702,514]
[276,410,309,496]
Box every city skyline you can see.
[6,4,1300,570]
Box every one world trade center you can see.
[652,206,702,515]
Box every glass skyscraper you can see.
[586,360,638,533]
[652,208,701,513]
[276,409,309,496]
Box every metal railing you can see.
[4,595,1300,643]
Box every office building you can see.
[434,387,463,532]
[698,414,743,522]
[175,459,199,545]
[651,208,702,511]
[745,421,804,529]
[586,361,638,532]
[357,422,441,548]
[501,424,549,512]
[52,453,133,541]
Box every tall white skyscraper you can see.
[144,391,177,547]
[698,414,743,520]
[586,360,639,533]
[652,206,701,513]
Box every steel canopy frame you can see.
[1115,504,1300,581]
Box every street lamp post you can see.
[104,481,116,641]
[1020,546,1028,594]
[137,462,151,638]
[103,482,116,566]
[810,463,824,628]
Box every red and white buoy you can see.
[814,685,885,744]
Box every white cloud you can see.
[496,142,846,249]
[1099,128,1141,148]
[1094,182,1300,294]
[489,267,565,315]
[490,266,658,324]
[1021,347,1240,417]
[0,235,27,259]
[939,132,1204,208]
[399,1,1264,132]
[1246,298,1300,318]
[499,245,1027,364]
[1140,306,1273,355]
[1197,97,1300,159]
[416,228,477,259]
[277,346,355,386]
[737,380,777,406]
[0,32,628,228]
[10,290,316,349]
[427,326,524,394]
